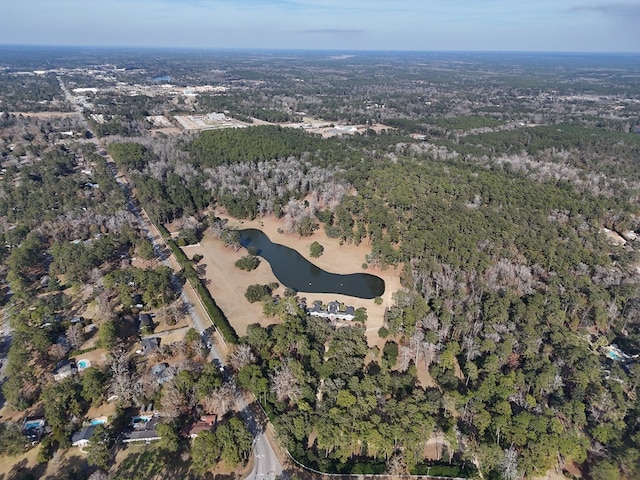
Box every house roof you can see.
[122,416,161,443]
[141,337,160,355]
[151,363,168,375]
[72,425,96,445]
[138,313,152,328]
[185,415,216,438]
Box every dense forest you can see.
[104,119,640,478]
[1,49,639,479]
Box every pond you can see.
[239,229,385,299]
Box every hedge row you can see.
[194,281,239,344]
[164,236,238,344]
[69,346,98,357]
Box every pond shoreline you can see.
[183,210,402,346]
[239,228,385,299]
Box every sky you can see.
[3,0,640,52]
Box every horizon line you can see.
[0,43,639,56]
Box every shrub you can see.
[383,341,399,366]
[374,296,383,305]
[354,307,367,323]
[235,255,261,271]
[378,326,389,338]
[309,241,324,258]
[245,284,273,303]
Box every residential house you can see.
[121,414,161,444]
[141,337,160,355]
[132,294,144,309]
[53,360,77,381]
[138,313,153,331]
[22,418,46,444]
[308,300,356,321]
[151,362,175,385]
[71,425,96,448]
[184,414,217,439]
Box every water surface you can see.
[239,229,385,299]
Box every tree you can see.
[501,447,521,480]
[42,377,84,445]
[216,417,253,468]
[237,364,268,401]
[386,452,408,476]
[137,237,156,260]
[86,424,112,470]
[309,241,324,258]
[196,363,223,399]
[298,217,318,237]
[245,284,273,303]
[66,324,85,350]
[590,460,621,480]
[82,367,107,407]
[227,344,256,371]
[0,422,27,456]
[97,321,117,350]
[161,379,191,419]
[202,383,236,417]
[156,422,180,452]
[270,361,301,404]
[191,430,220,474]
[235,255,261,271]
[109,348,135,406]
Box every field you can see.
[186,209,402,345]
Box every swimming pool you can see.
[607,350,623,361]
[90,417,107,425]
[77,359,91,369]
[132,415,151,424]
[23,419,45,430]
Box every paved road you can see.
[58,77,283,480]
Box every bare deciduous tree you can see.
[48,343,67,363]
[227,344,256,371]
[109,347,135,405]
[386,452,408,476]
[160,380,188,419]
[502,447,521,480]
[270,361,301,404]
[66,324,85,350]
[202,383,236,416]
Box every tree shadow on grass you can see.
[5,458,46,480]
[113,444,192,480]
[43,453,89,480]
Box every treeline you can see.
[185,125,326,167]
[162,230,238,344]
[234,317,467,476]
[385,115,502,134]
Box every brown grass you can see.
[186,210,402,343]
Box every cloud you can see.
[569,2,640,17]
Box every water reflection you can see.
[239,229,385,299]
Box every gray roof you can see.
[141,337,160,354]
[72,425,96,444]
[139,313,152,328]
[122,416,161,443]
[151,363,168,375]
